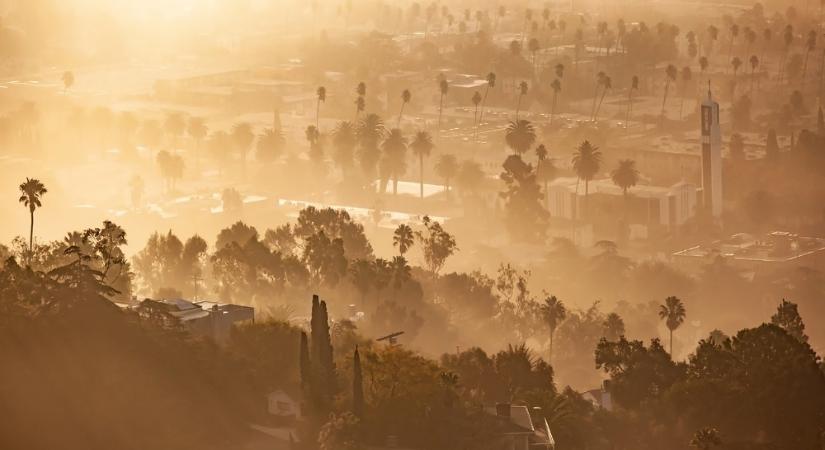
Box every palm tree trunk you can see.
[669,328,674,356]
[595,89,608,122]
[625,90,633,131]
[316,100,320,128]
[590,85,600,121]
[516,95,522,119]
[438,94,444,131]
[397,104,405,128]
[551,92,558,126]
[419,154,425,199]
[29,209,34,263]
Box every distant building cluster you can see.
[132,298,255,344]
[673,231,825,272]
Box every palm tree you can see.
[471,91,482,141]
[536,144,556,209]
[438,76,449,132]
[731,56,742,96]
[661,64,678,121]
[380,128,407,194]
[528,38,540,73]
[355,81,366,120]
[305,125,323,166]
[803,30,817,83]
[516,81,529,119]
[778,25,794,85]
[760,28,772,88]
[332,121,357,177]
[690,427,722,450]
[625,75,639,130]
[679,67,692,120]
[231,122,254,170]
[593,75,612,122]
[590,71,606,121]
[550,79,562,126]
[18,178,47,262]
[540,295,567,361]
[571,141,602,218]
[477,72,496,131]
[62,71,75,94]
[434,154,459,197]
[602,312,625,341]
[316,86,326,128]
[659,295,686,356]
[393,224,414,256]
[504,120,536,156]
[398,89,411,127]
[187,117,207,169]
[411,131,434,199]
[610,159,639,218]
[357,113,385,186]
[749,55,759,94]
[727,23,739,69]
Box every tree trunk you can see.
[669,328,674,356]
[29,210,34,264]
[438,94,444,131]
[397,103,405,128]
[551,92,558,125]
[419,153,425,199]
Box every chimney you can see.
[496,403,511,417]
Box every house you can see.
[582,382,613,411]
[135,298,254,344]
[485,403,555,450]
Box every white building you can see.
[547,177,698,230]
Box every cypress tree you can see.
[352,346,364,418]
[299,331,310,394]
[319,300,336,406]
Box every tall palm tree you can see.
[625,75,639,131]
[778,25,794,85]
[434,154,459,197]
[679,67,692,120]
[659,295,686,356]
[550,79,562,126]
[536,144,556,209]
[477,72,496,131]
[332,121,357,177]
[540,295,567,361]
[398,89,411,127]
[610,159,639,218]
[593,75,612,122]
[316,86,326,128]
[355,81,366,120]
[305,125,323,166]
[661,64,678,122]
[749,55,759,94]
[504,120,536,156]
[471,91,482,141]
[357,113,385,187]
[571,141,602,218]
[19,178,47,262]
[528,38,541,73]
[802,30,817,83]
[438,77,449,132]
[760,28,772,88]
[380,128,407,194]
[515,81,529,119]
[411,130,434,199]
[731,56,742,96]
[393,224,414,256]
[590,71,606,121]
[727,23,739,70]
